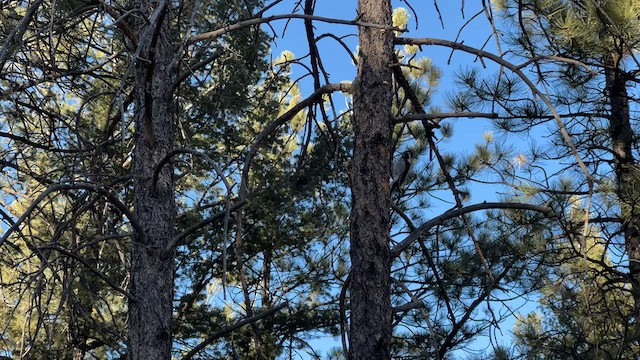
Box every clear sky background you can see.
[256,1,542,358]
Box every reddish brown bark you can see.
[348,0,394,359]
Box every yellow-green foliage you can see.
[274,50,296,70]
[392,7,410,33]
[0,178,127,356]
[549,0,640,56]
[513,195,636,357]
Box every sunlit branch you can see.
[188,14,404,44]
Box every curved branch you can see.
[152,148,230,195]
[391,202,553,257]
[38,245,135,300]
[180,302,289,360]
[0,0,44,69]
[394,37,596,184]
[154,148,235,295]
[316,33,358,65]
[231,82,351,353]
[238,83,352,200]
[162,200,245,257]
[188,14,403,44]
[233,82,352,228]
[0,182,146,247]
[98,0,138,44]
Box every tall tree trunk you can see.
[605,55,640,328]
[349,0,393,359]
[129,1,176,358]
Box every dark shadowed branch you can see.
[391,202,553,257]
[180,302,289,360]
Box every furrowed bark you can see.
[348,0,393,359]
[129,0,176,358]
[605,55,640,328]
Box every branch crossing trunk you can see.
[349,0,394,359]
[605,55,640,332]
[129,1,177,358]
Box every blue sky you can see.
[254,1,544,359]
[264,0,507,191]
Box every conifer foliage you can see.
[2,0,638,359]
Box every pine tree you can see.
[454,0,640,355]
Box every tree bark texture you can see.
[605,55,640,327]
[129,1,176,358]
[349,0,393,359]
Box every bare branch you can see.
[0,182,146,247]
[391,202,553,257]
[230,81,352,349]
[180,302,289,360]
[162,200,246,257]
[395,37,597,184]
[392,278,441,360]
[38,245,135,300]
[395,111,601,123]
[395,111,497,123]
[0,0,44,69]
[188,14,404,44]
